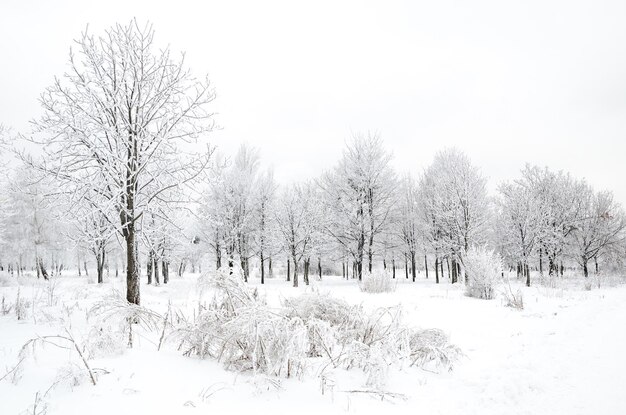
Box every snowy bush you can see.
[180,272,462,388]
[285,292,462,388]
[359,270,396,293]
[179,268,310,378]
[464,247,503,300]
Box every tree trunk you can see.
[411,251,416,282]
[292,255,298,287]
[215,238,222,270]
[125,228,140,305]
[38,257,49,280]
[451,257,458,284]
[154,257,160,285]
[318,257,322,280]
[268,256,273,278]
[84,260,89,276]
[260,251,265,285]
[404,254,408,279]
[96,245,105,284]
[342,261,346,279]
[435,256,440,284]
[163,260,169,284]
[392,257,396,279]
[594,256,599,274]
[424,255,429,279]
[147,251,153,285]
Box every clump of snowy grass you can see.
[501,280,524,310]
[179,271,462,389]
[464,246,503,300]
[179,267,310,378]
[359,270,396,294]
[285,290,462,389]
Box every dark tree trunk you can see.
[268,256,273,278]
[147,251,153,285]
[287,258,291,282]
[435,256,440,284]
[318,257,322,280]
[125,227,140,306]
[38,257,49,280]
[451,257,458,284]
[525,261,531,287]
[84,260,89,276]
[539,249,544,275]
[392,257,396,279]
[411,251,416,282]
[292,255,298,287]
[405,254,408,279]
[163,260,169,284]
[424,255,429,279]
[215,237,222,270]
[154,257,160,285]
[260,251,265,285]
[342,261,346,279]
[96,245,105,284]
[594,256,599,274]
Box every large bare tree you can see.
[31,20,215,304]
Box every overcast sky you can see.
[1,0,625,203]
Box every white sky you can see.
[1,0,625,203]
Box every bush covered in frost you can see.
[359,269,396,293]
[464,246,503,300]
[179,270,462,388]
[179,267,310,378]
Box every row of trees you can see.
[1,21,625,306]
[197,136,626,289]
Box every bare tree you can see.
[274,182,318,287]
[418,149,488,283]
[30,20,215,304]
[570,188,626,277]
[318,133,395,280]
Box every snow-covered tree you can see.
[30,20,215,304]
[569,188,626,277]
[318,133,395,280]
[254,169,278,284]
[496,178,545,286]
[418,149,489,283]
[396,175,420,282]
[274,182,319,287]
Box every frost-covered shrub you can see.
[285,292,462,388]
[359,270,396,294]
[179,268,309,378]
[180,272,462,388]
[464,247,503,300]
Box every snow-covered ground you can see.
[1,272,626,414]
